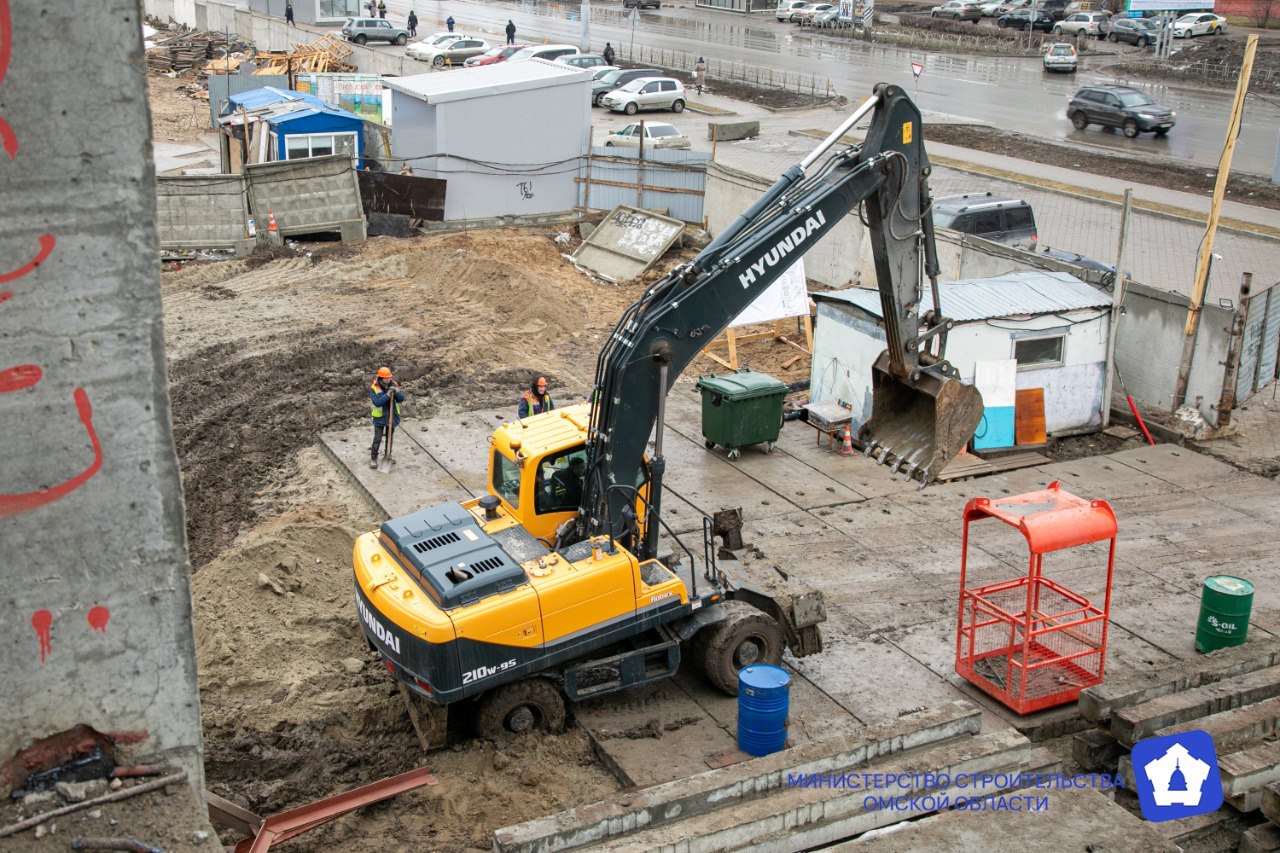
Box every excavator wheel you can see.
[475,678,566,739]
[693,600,784,696]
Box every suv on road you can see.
[341,17,410,46]
[591,67,663,106]
[933,194,1038,250]
[1043,42,1078,73]
[1053,11,1110,37]
[1068,84,1175,137]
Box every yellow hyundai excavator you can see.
[353,85,984,739]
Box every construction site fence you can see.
[615,43,836,98]
[579,145,711,224]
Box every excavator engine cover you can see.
[861,352,985,484]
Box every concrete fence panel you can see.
[245,155,367,240]
[156,174,256,255]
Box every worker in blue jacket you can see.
[369,367,405,468]
[518,375,554,419]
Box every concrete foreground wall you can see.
[0,0,204,787]
[705,161,1231,426]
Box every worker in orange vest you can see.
[518,376,554,418]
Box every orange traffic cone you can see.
[837,425,855,456]
[267,211,279,232]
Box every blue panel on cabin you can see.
[973,406,1015,450]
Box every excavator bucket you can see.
[859,352,985,485]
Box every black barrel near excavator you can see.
[352,84,983,742]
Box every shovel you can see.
[378,387,397,473]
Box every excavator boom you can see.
[582,84,983,552]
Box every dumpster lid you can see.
[695,369,787,401]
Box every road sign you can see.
[911,61,923,79]
[629,8,641,25]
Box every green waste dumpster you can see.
[695,369,787,461]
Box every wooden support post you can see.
[1173,34,1258,411]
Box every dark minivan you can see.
[591,67,663,106]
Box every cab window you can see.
[492,451,521,509]
[535,447,589,514]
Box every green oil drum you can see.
[1195,575,1255,653]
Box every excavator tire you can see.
[475,678,566,738]
[693,600,784,696]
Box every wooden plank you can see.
[1016,387,1047,445]
[936,450,1049,482]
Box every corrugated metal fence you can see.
[1234,277,1280,404]
[579,146,711,224]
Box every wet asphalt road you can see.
[372,0,1279,176]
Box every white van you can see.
[508,44,580,62]
[776,0,810,21]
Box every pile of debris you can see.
[1076,638,1280,850]
[252,35,357,75]
[145,28,246,74]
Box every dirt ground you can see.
[148,72,210,147]
[925,123,1280,208]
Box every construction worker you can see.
[518,376,553,418]
[369,367,405,469]
[550,457,586,508]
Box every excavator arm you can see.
[581,84,983,555]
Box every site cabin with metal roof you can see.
[810,271,1113,443]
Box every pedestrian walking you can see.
[693,56,707,96]
[517,375,554,418]
[446,15,455,32]
[505,19,517,44]
[602,42,615,65]
[407,9,418,36]
[377,1,387,19]
[285,1,295,26]
[369,367,405,469]
[367,0,376,16]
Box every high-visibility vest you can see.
[370,383,402,419]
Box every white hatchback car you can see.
[603,121,691,150]
[600,77,687,115]
[1043,42,1078,73]
[776,0,810,21]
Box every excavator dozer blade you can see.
[859,352,985,486]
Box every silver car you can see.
[600,77,687,115]
[603,122,691,150]
[1043,42,1078,73]
[1052,12,1109,37]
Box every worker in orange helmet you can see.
[369,367,405,469]
[518,375,554,419]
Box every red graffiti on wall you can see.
[87,606,110,633]
[0,0,103,518]
[31,610,52,663]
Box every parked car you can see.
[1171,12,1226,36]
[979,0,1008,17]
[932,0,982,21]
[1068,84,1176,137]
[993,0,1033,13]
[507,44,580,62]
[591,67,662,106]
[812,7,844,25]
[1042,248,1125,287]
[341,17,409,46]
[591,66,620,80]
[1107,16,1159,46]
[624,0,662,7]
[1043,42,1078,72]
[600,77,687,115]
[603,121,691,150]
[559,53,610,70]
[776,0,813,21]
[795,3,835,22]
[1053,12,1109,37]
[998,9,1054,30]
[407,35,490,66]
[464,43,529,67]
[1037,0,1071,20]
[933,194,1038,250]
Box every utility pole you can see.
[1101,188,1133,429]
[581,0,592,54]
[1173,34,1259,410]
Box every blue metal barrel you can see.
[737,664,791,757]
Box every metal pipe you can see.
[654,364,668,460]
[800,94,880,172]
